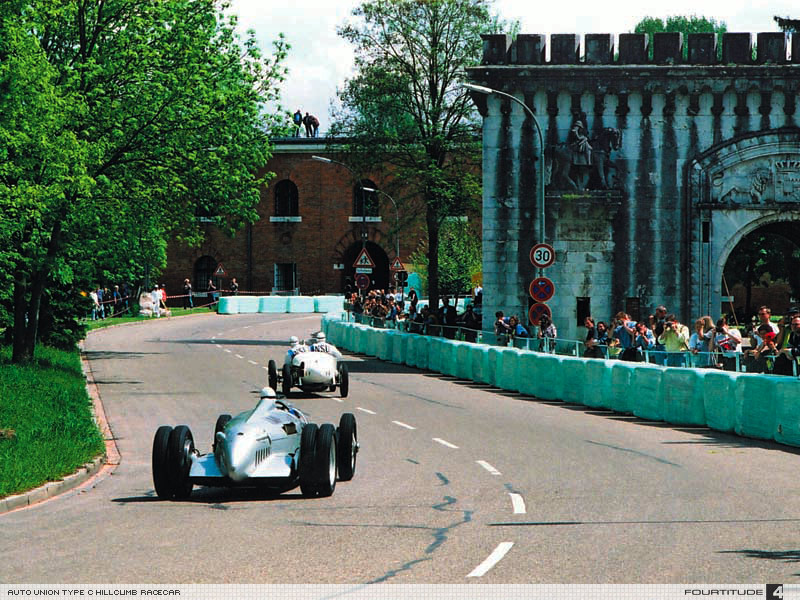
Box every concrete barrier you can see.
[582,358,615,409]
[469,344,490,384]
[661,368,706,426]
[536,354,564,400]
[427,338,445,374]
[735,374,777,441]
[702,370,739,433]
[440,340,461,378]
[631,365,664,421]
[392,332,408,364]
[287,296,315,313]
[497,348,522,391]
[559,356,586,405]
[237,296,260,313]
[313,296,344,313]
[217,297,237,314]
[366,328,381,357]
[454,341,472,381]
[773,378,800,447]
[408,335,429,370]
[486,347,505,388]
[609,362,637,414]
[517,351,541,397]
[378,330,394,361]
[259,296,289,313]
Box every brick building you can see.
[163,137,431,299]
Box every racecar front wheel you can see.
[152,425,174,499]
[267,360,278,392]
[281,363,292,396]
[336,413,357,481]
[168,425,195,500]
[299,423,318,497]
[314,424,337,497]
[338,362,349,398]
[212,414,231,453]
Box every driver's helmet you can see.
[315,332,326,342]
[289,335,299,345]
[260,387,276,399]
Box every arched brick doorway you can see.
[341,241,390,294]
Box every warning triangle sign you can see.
[390,257,405,271]
[214,263,226,277]
[352,248,375,268]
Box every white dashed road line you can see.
[235,354,244,359]
[392,421,416,430]
[509,493,526,514]
[356,407,376,415]
[467,542,514,577]
[248,360,258,365]
[432,437,459,449]
[224,349,232,353]
[476,460,501,475]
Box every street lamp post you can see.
[462,83,546,276]
[362,186,402,298]
[312,155,369,294]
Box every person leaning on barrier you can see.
[744,323,780,373]
[537,314,557,352]
[773,313,800,376]
[456,304,480,342]
[688,317,713,367]
[708,317,743,371]
[494,310,511,346]
[633,321,655,361]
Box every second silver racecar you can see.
[151,388,358,500]
[267,333,349,397]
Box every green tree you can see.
[634,15,727,59]
[331,0,512,310]
[409,218,482,299]
[1,0,289,362]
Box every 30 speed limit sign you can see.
[529,243,555,269]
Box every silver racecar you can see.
[267,348,349,398]
[151,389,358,500]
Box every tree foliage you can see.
[0,0,289,361]
[409,218,481,298]
[331,0,513,309]
[774,16,800,33]
[633,15,727,59]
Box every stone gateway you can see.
[467,32,800,339]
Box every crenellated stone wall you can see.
[468,32,800,339]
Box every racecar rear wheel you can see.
[152,425,174,499]
[298,423,318,497]
[336,413,357,481]
[338,362,349,398]
[267,360,278,392]
[212,414,231,453]
[281,363,292,396]
[168,425,195,500]
[314,423,337,497]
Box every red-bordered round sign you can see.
[528,302,552,326]
[529,243,555,269]
[355,273,371,290]
[529,277,555,302]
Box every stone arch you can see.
[688,130,800,317]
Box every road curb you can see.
[0,338,121,515]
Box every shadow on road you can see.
[114,486,310,505]
[83,350,163,361]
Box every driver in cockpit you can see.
[309,332,342,359]
[285,335,310,365]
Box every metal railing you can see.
[343,310,799,376]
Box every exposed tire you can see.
[212,414,231,453]
[338,362,349,398]
[167,425,195,500]
[298,423,318,497]
[281,363,292,396]
[152,425,174,499]
[314,423,337,497]
[336,413,357,481]
[267,360,278,392]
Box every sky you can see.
[230,0,797,132]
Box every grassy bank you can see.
[0,345,105,499]
[85,304,213,331]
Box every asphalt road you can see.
[3,313,800,584]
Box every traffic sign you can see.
[529,277,555,302]
[353,247,375,269]
[214,263,226,277]
[528,302,551,326]
[390,257,405,271]
[355,273,370,290]
[355,267,373,274]
[529,243,556,269]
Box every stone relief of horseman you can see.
[545,119,623,192]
